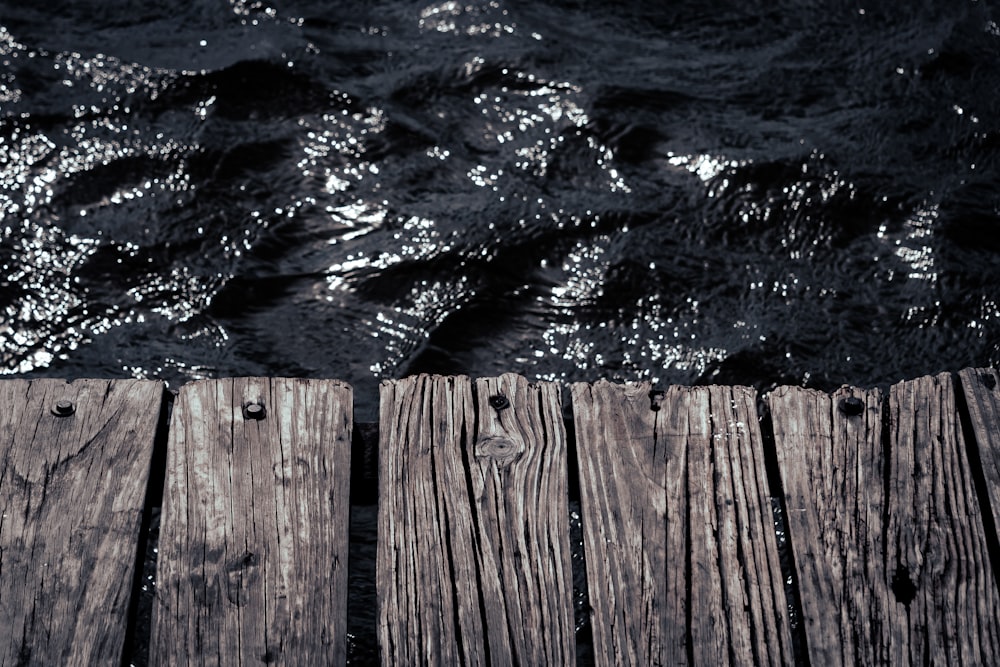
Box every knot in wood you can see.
[474,435,522,466]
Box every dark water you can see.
[2,0,1000,661]
[3,0,1000,420]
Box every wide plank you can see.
[151,377,352,665]
[571,381,792,666]
[377,373,575,666]
[770,373,1000,665]
[0,378,163,666]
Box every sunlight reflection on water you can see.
[1,0,998,416]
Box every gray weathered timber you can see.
[959,367,1000,543]
[151,378,352,665]
[769,384,886,665]
[0,378,162,666]
[770,374,1000,665]
[377,373,575,666]
[571,381,792,666]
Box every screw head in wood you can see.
[648,389,665,411]
[243,402,266,420]
[839,396,864,416]
[489,394,510,410]
[51,399,75,417]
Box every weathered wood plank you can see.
[0,378,162,666]
[377,373,574,666]
[769,384,885,665]
[959,367,1000,542]
[770,373,1000,665]
[151,377,352,665]
[571,381,792,666]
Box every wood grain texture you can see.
[571,381,792,666]
[959,367,1000,542]
[769,384,886,665]
[770,374,1000,665]
[151,377,352,666]
[0,378,163,666]
[377,373,574,666]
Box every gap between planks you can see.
[769,373,1000,665]
[4,369,1000,666]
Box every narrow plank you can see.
[770,373,1000,665]
[959,367,1000,540]
[571,381,792,666]
[889,375,1000,663]
[0,378,163,666]
[151,377,352,665]
[377,373,574,665]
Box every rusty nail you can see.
[839,396,864,416]
[244,402,266,420]
[489,394,510,410]
[52,399,75,417]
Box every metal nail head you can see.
[52,399,75,417]
[839,396,864,416]
[244,402,266,420]
[489,394,510,410]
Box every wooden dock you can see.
[2,369,1000,665]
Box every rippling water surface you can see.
[3,0,1000,419]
